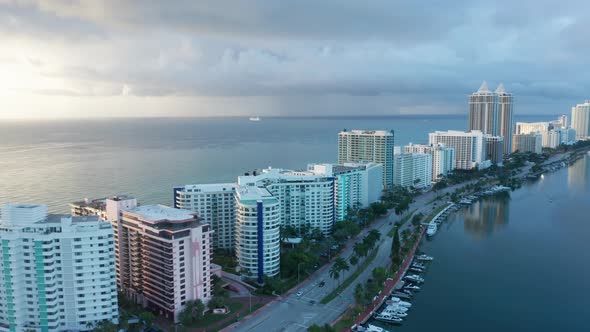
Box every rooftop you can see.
[235,185,275,202]
[177,183,237,193]
[126,204,195,221]
[339,129,393,136]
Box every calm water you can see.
[0,115,549,212]
[373,155,590,331]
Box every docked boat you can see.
[410,267,424,273]
[364,324,389,332]
[381,305,408,314]
[389,297,412,307]
[392,292,412,300]
[404,274,424,283]
[412,262,426,269]
[415,254,433,261]
[404,284,420,291]
[426,223,437,236]
[375,313,403,324]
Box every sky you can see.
[0,0,588,119]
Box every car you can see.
[296,291,303,297]
[309,300,316,305]
[319,281,325,288]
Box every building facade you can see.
[428,130,489,170]
[307,162,383,222]
[496,84,514,155]
[404,143,455,181]
[393,153,433,188]
[117,205,212,322]
[469,82,498,136]
[174,183,237,249]
[237,168,335,235]
[234,186,280,283]
[485,136,504,165]
[512,133,542,154]
[0,203,118,332]
[337,129,395,189]
[571,100,590,139]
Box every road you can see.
[229,189,453,332]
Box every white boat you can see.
[404,284,420,291]
[416,254,433,261]
[249,116,261,121]
[412,263,426,269]
[426,223,437,236]
[365,324,389,332]
[403,274,424,283]
[382,304,408,313]
[375,312,403,323]
[389,297,412,307]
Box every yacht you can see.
[416,254,434,261]
[404,284,420,291]
[410,267,424,273]
[412,262,426,269]
[389,297,412,307]
[365,324,390,332]
[375,312,403,324]
[249,116,261,121]
[404,274,424,283]
[426,223,437,236]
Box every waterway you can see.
[372,154,590,331]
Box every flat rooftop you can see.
[178,183,237,192]
[126,204,195,221]
[339,129,393,136]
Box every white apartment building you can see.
[174,183,237,249]
[0,203,118,332]
[571,100,590,139]
[338,129,395,189]
[393,153,433,188]
[428,130,490,170]
[512,133,542,154]
[404,143,455,181]
[235,186,280,283]
[514,122,550,136]
[307,162,383,222]
[546,130,561,149]
[237,168,335,235]
[116,204,212,322]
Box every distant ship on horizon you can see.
[249,116,261,122]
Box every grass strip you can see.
[320,249,378,304]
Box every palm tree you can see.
[349,255,359,266]
[353,242,366,258]
[354,283,365,305]
[328,264,340,290]
[333,257,349,286]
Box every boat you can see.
[381,304,408,314]
[426,223,437,236]
[364,324,389,332]
[415,254,433,261]
[404,284,420,291]
[389,297,412,307]
[410,267,424,273]
[403,274,424,283]
[374,313,403,324]
[392,292,412,300]
[412,263,426,269]
[249,116,261,121]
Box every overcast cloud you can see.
[0,0,588,118]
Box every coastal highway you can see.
[229,190,451,332]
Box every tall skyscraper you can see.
[338,129,395,189]
[0,203,119,332]
[428,130,490,170]
[235,186,280,283]
[469,81,498,136]
[496,84,514,155]
[116,204,213,322]
[174,183,237,250]
[571,100,590,139]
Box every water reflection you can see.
[567,155,589,192]
[463,193,510,239]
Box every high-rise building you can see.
[307,162,383,222]
[469,82,498,136]
[485,136,504,165]
[116,204,212,322]
[512,133,542,154]
[428,130,490,170]
[235,186,280,283]
[514,121,550,135]
[0,203,119,332]
[174,183,237,249]
[404,143,455,181]
[238,168,335,235]
[546,130,561,149]
[393,153,433,188]
[496,84,514,155]
[571,100,590,139]
[338,129,395,189]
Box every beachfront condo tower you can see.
[469,81,498,136]
[0,203,119,332]
[338,129,395,189]
[496,84,514,155]
[429,130,490,170]
[571,100,590,140]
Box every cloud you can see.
[0,0,589,117]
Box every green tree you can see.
[91,320,118,332]
[208,296,226,310]
[349,255,359,266]
[178,299,205,326]
[354,283,365,305]
[333,257,350,286]
[372,267,387,285]
[328,264,340,290]
[138,311,155,328]
[353,242,366,258]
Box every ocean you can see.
[0,115,550,211]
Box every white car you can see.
[296,291,303,297]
